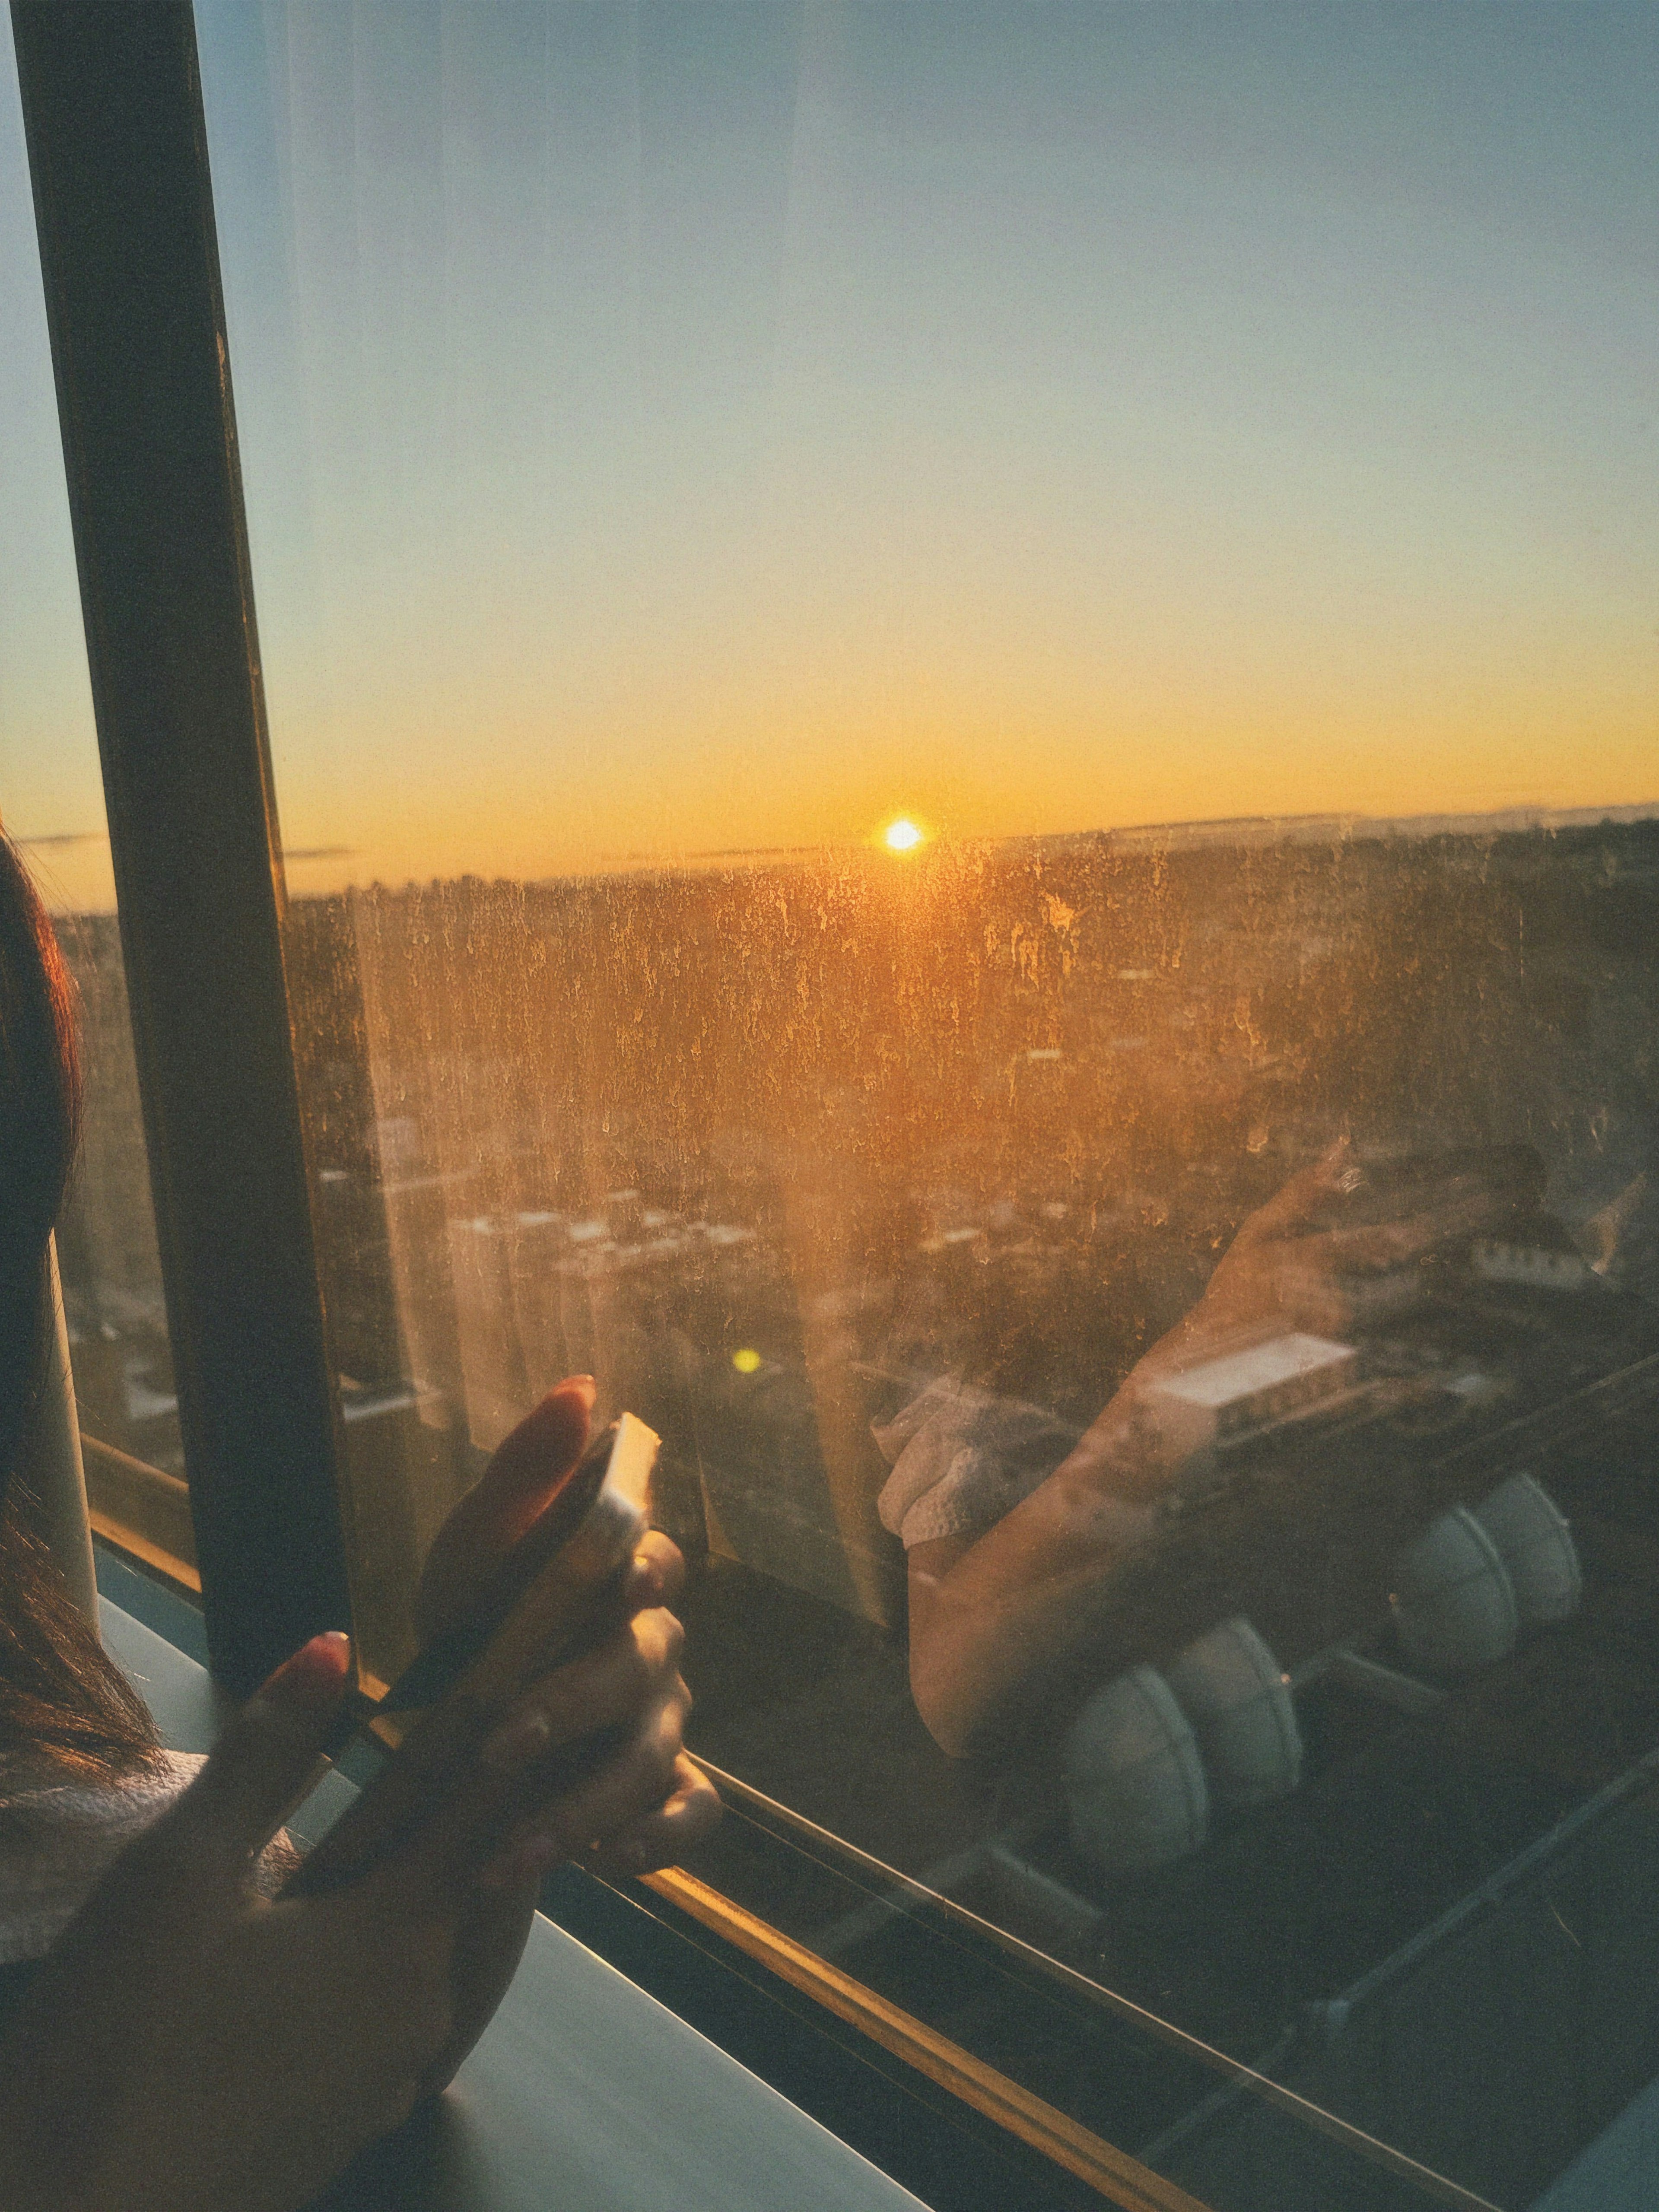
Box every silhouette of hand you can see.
[0,1635,461,2212]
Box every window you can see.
[20,3,1657,2205]
[0,5,191,1581]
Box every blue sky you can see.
[4,3,1656,903]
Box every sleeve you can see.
[872,1376,1076,1550]
[0,1749,202,1965]
[0,1748,296,1964]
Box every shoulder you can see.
[0,1748,203,1964]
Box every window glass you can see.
[200,5,1659,2203]
[0,9,189,1563]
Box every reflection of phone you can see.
[286,1413,659,1897]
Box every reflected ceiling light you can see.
[1064,1666,1209,1875]
[1392,1508,1519,1677]
[1166,1617,1302,1811]
[883,817,924,853]
[1473,1473,1582,1626]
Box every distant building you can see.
[1145,1332,1357,1463]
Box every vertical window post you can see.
[12,0,351,1691]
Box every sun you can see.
[883,817,925,853]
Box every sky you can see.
[3,1,1656,909]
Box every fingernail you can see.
[482,1710,552,1772]
[276,1632,350,1709]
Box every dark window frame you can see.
[12,0,351,1696]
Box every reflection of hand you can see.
[1151,1136,1529,1358]
[908,1142,1545,1758]
[415,1376,720,1888]
[1055,1138,1535,1509]
[0,1636,461,2212]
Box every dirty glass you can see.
[0,9,189,1555]
[200,5,1659,2206]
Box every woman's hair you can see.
[0,832,159,1774]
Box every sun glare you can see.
[883,817,924,853]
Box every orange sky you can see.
[5,3,1656,912]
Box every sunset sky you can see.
[3,2,1656,910]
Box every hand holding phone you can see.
[288,1410,665,1897]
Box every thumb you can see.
[416,1376,595,1642]
[168,1633,353,1873]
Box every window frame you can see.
[12,0,351,1696]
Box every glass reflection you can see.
[284,819,1659,2021]
[188,0,1659,2198]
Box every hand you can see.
[467,1533,721,1889]
[413,1376,721,1887]
[0,1637,460,2212]
[907,1143,1545,1756]
[1051,1138,1534,1507]
[1146,1135,1531,1361]
[395,1381,721,2094]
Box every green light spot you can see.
[732,1347,762,1374]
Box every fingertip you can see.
[268,1631,352,1713]
[487,1385,592,1496]
[625,1541,681,1610]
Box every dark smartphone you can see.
[286,1413,660,1897]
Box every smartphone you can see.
[286,1412,660,1897]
